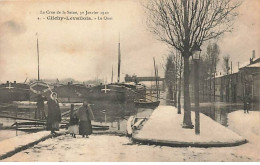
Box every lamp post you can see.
[192,42,201,135]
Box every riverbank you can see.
[133,106,247,147]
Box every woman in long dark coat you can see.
[76,100,95,138]
[47,92,61,135]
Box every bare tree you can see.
[165,55,176,103]
[205,43,220,101]
[222,54,231,75]
[199,56,209,102]
[176,51,183,114]
[144,0,240,128]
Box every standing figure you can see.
[244,95,251,114]
[246,95,251,114]
[68,104,79,138]
[243,97,247,114]
[76,100,95,138]
[47,92,61,136]
[37,94,46,119]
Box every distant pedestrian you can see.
[246,96,251,114]
[47,92,61,136]
[246,101,250,113]
[68,105,79,138]
[244,95,251,114]
[243,97,247,114]
[76,100,95,138]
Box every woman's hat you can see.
[50,92,58,99]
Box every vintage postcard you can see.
[0,0,259,162]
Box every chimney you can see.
[231,61,233,74]
[252,50,255,59]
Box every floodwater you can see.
[0,102,154,141]
[0,92,258,141]
[191,102,259,127]
[165,92,259,127]
[192,103,244,127]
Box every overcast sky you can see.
[0,0,259,83]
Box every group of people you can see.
[46,92,95,138]
[68,100,95,138]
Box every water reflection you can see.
[0,101,155,136]
[191,103,257,127]
[89,101,154,132]
[90,101,137,123]
[2,99,256,135]
[165,93,258,127]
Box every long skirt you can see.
[68,125,79,134]
[79,121,92,135]
[46,121,59,131]
[51,122,60,131]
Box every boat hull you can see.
[134,101,160,109]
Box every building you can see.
[212,51,260,103]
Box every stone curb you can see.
[132,136,248,148]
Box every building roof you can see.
[245,61,260,68]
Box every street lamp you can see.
[192,43,201,60]
[192,42,201,135]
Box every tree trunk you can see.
[168,85,173,105]
[182,54,193,128]
[213,72,216,102]
[177,66,182,114]
[202,79,205,102]
[209,72,212,102]
[174,55,178,107]
[174,91,177,107]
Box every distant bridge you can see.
[125,76,165,82]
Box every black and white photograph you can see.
[0,0,259,162]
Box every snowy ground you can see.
[0,129,28,141]
[227,110,260,160]
[2,109,260,162]
[134,106,245,144]
[2,133,258,162]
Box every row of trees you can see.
[164,41,236,105]
[164,42,220,104]
[199,43,220,102]
[164,50,183,114]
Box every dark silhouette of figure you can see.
[47,92,61,136]
[36,94,46,119]
[244,95,251,114]
[76,100,95,138]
